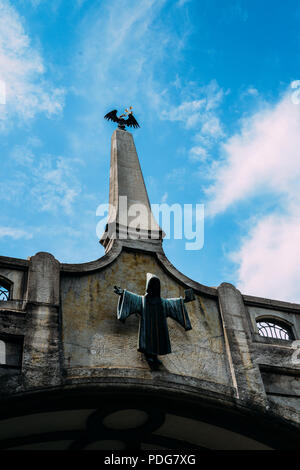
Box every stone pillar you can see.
[100,129,164,252]
[22,252,61,388]
[217,282,268,407]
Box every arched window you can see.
[0,340,5,364]
[0,278,11,301]
[256,318,294,341]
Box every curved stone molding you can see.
[156,249,217,298]
[61,241,218,298]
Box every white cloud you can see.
[0,226,32,239]
[244,87,259,97]
[167,167,186,181]
[20,0,62,11]
[160,80,224,132]
[206,93,300,216]
[201,116,224,138]
[74,0,195,135]
[0,0,64,128]
[31,156,81,214]
[158,80,225,166]
[78,1,169,94]
[4,139,82,215]
[189,146,207,162]
[11,145,35,165]
[10,136,41,165]
[231,210,300,303]
[161,99,205,129]
[67,0,187,158]
[206,89,300,302]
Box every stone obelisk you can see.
[100,129,164,253]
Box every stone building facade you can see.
[0,129,299,450]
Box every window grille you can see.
[0,278,11,301]
[0,284,9,301]
[257,319,293,340]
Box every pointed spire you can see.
[100,129,164,252]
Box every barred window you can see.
[256,318,293,341]
[0,278,11,301]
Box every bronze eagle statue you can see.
[104,107,140,130]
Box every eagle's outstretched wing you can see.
[126,113,140,128]
[104,110,119,123]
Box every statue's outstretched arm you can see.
[114,285,124,295]
[183,288,195,303]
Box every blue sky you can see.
[1,0,300,302]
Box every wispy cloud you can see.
[166,167,187,191]
[231,210,300,302]
[160,80,224,131]
[0,0,65,129]
[189,146,208,162]
[167,167,187,180]
[64,0,194,170]
[206,92,300,216]
[206,87,300,301]
[158,79,225,171]
[31,155,82,214]
[243,87,259,97]
[20,0,62,11]
[74,0,191,127]
[161,99,206,129]
[0,226,32,239]
[77,1,168,94]
[6,139,82,215]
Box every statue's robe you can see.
[117,290,192,356]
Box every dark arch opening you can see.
[0,386,299,450]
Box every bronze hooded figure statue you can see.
[114,273,194,370]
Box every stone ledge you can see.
[244,294,300,313]
[0,255,29,269]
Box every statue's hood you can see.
[146,273,161,297]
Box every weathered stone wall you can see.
[61,250,230,387]
[243,301,300,422]
[0,246,300,445]
[0,268,25,300]
[0,252,61,394]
